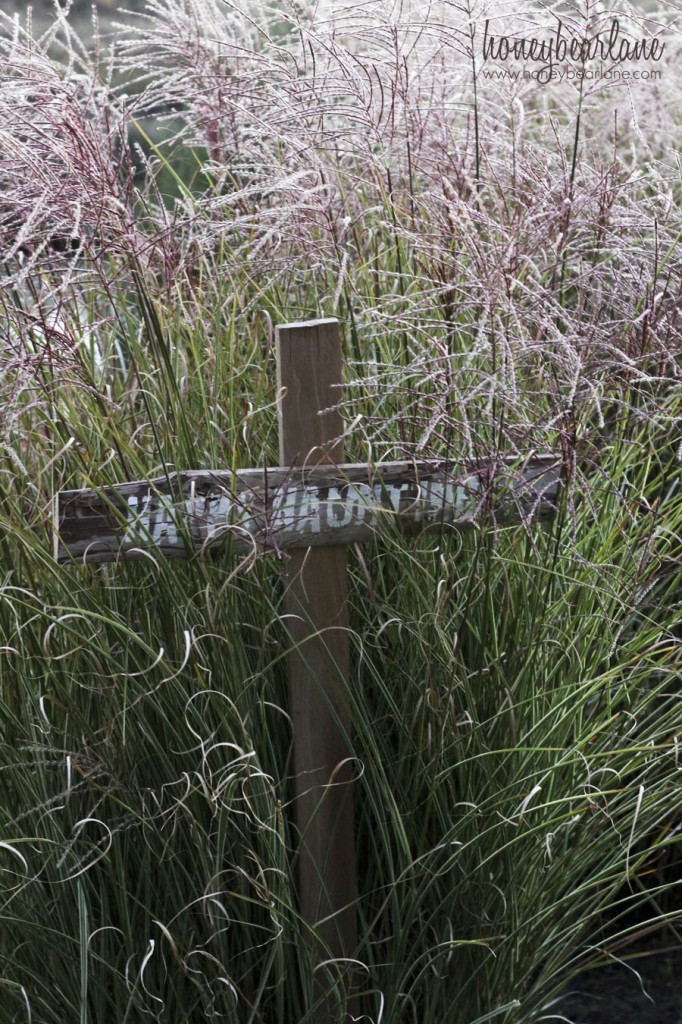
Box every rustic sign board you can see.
[55,457,561,564]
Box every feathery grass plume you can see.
[117,0,681,467]
[0,9,132,436]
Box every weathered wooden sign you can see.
[55,456,560,564]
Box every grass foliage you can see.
[1,0,682,1021]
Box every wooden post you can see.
[275,320,358,981]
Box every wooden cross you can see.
[55,318,560,1012]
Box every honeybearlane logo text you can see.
[481,18,665,81]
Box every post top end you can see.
[276,318,339,332]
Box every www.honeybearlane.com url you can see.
[481,64,662,81]
[480,16,666,83]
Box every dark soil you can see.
[553,938,682,1024]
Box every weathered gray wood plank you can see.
[55,455,561,564]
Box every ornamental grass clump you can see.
[1,1,682,1022]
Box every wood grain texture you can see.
[276,319,358,979]
[55,456,561,563]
